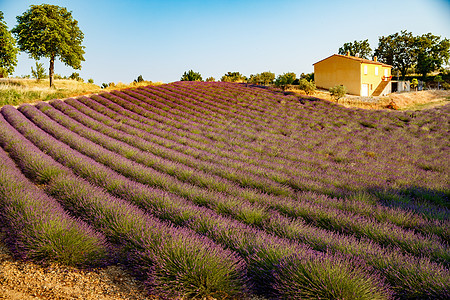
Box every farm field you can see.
[0,81,448,299]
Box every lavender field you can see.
[0,81,448,299]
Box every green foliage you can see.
[12,4,85,87]
[134,75,144,83]
[338,39,372,59]
[88,78,94,84]
[180,70,203,81]
[329,85,347,101]
[415,33,450,78]
[0,11,19,76]
[69,72,83,81]
[275,72,296,90]
[248,71,275,85]
[298,79,316,95]
[205,76,215,82]
[31,61,46,81]
[300,72,314,82]
[221,72,247,83]
[411,78,418,90]
[375,31,416,80]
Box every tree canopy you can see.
[338,39,372,59]
[180,70,203,81]
[414,33,450,78]
[221,72,247,83]
[375,31,449,79]
[275,72,296,90]
[248,71,275,85]
[374,31,416,80]
[0,11,18,77]
[12,4,85,87]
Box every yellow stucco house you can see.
[313,53,393,96]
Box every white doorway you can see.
[361,84,369,96]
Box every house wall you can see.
[361,63,391,96]
[314,56,361,95]
[314,55,392,96]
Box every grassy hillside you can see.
[0,82,448,299]
[0,78,159,107]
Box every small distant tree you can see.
[13,4,85,87]
[410,78,418,91]
[88,78,94,84]
[249,72,275,85]
[181,70,203,81]
[221,72,247,82]
[134,75,144,83]
[0,12,18,77]
[205,76,215,82]
[300,72,314,82]
[298,79,316,95]
[31,61,46,81]
[69,72,83,81]
[338,39,372,59]
[275,72,296,90]
[329,85,347,101]
[434,75,443,90]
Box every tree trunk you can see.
[49,56,55,88]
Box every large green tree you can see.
[0,11,18,77]
[338,39,372,59]
[12,4,85,87]
[375,31,416,80]
[275,72,296,90]
[414,33,450,78]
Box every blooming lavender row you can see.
[89,87,448,220]
[0,117,108,266]
[0,108,248,298]
[50,99,293,198]
[0,105,393,299]
[140,83,446,211]
[45,98,450,254]
[27,101,450,262]
[60,99,448,238]
[71,92,445,232]
[7,102,450,298]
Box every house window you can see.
[364,65,368,75]
[375,67,379,76]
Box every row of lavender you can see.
[0,81,448,298]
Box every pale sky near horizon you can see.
[1,0,449,84]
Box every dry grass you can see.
[289,87,450,110]
[0,78,163,107]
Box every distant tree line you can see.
[338,31,450,80]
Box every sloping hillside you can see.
[0,82,448,299]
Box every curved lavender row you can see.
[73,94,448,225]
[112,86,444,198]
[3,104,449,298]
[47,99,449,249]
[30,101,449,262]
[99,90,362,196]
[0,106,391,299]
[0,113,247,298]
[50,99,293,199]
[0,119,108,267]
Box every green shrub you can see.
[329,85,347,101]
[31,62,46,81]
[88,78,94,84]
[275,72,296,90]
[181,70,203,81]
[298,78,316,95]
[205,77,215,82]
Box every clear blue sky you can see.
[1,0,449,84]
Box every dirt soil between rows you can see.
[0,232,155,300]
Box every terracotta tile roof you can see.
[313,54,392,68]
